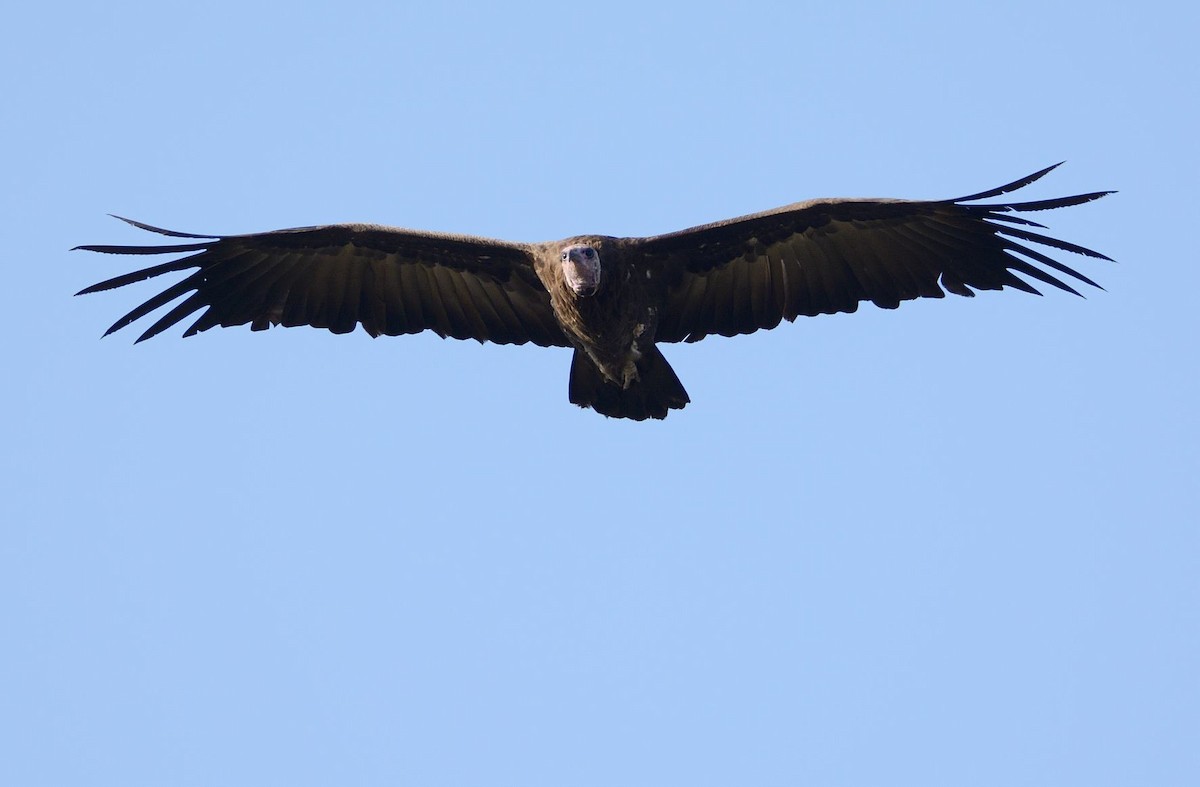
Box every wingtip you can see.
[1034,161,1066,178]
[105,214,219,239]
[1017,161,1066,185]
[951,162,1079,203]
[75,280,111,296]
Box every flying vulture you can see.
[77,164,1111,420]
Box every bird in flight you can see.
[77,164,1111,420]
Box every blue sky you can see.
[4,2,1197,785]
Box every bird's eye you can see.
[561,252,568,260]
[584,248,595,259]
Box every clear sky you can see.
[4,2,1197,785]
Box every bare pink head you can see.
[560,244,601,297]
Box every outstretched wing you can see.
[76,219,570,347]
[639,164,1113,343]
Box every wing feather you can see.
[642,166,1111,343]
[77,221,569,347]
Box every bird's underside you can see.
[76,164,1112,420]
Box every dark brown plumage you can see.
[77,164,1112,420]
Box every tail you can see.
[568,346,690,421]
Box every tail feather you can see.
[568,346,690,421]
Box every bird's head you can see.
[560,243,601,297]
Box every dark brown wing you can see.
[76,218,569,346]
[638,164,1113,343]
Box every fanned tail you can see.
[568,346,690,421]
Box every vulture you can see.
[77,164,1111,420]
